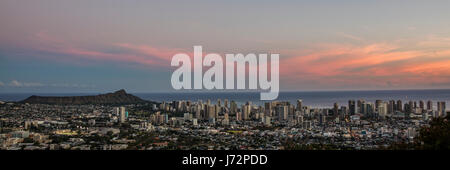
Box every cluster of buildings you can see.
[152,99,446,127]
[0,98,447,150]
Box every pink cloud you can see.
[115,43,191,62]
[29,33,189,69]
[14,32,450,90]
[279,41,450,90]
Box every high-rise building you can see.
[348,100,356,115]
[333,103,339,116]
[195,104,202,119]
[288,105,295,118]
[340,106,348,118]
[404,103,410,114]
[419,100,424,110]
[397,100,403,112]
[408,101,414,114]
[236,111,241,121]
[361,103,374,116]
[207,105,216,120]
[427,100,433,110]
[114,107,120,116]
[241,104,251,120]
[357,99,365,113]
[388,100,395,114]
[297,99,303,112]
[163,113,169,124]
[375,100,383,110]
[119,106,126,123]
[437,101,446,117]
[215,104,220,118]
[319,114,326,125]
[378,102,388,117]
[230,101,238,115]
[224,99,229,108]
[264,102,272,117]
[276,105,288,121]
[360,103,367,115]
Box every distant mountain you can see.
[21,89,148,105]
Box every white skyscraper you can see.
[119,106,126,123]
[378,102,388,117]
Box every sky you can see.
[1,0,450,93]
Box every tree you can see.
[415,114,450,150]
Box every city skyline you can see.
[2,0,450,93]
[1,88,447,150]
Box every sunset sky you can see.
[1,0,450,93]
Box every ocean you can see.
[1,89,449,108]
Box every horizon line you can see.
[1,88,450,94]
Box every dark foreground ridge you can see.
[21,89,148,105]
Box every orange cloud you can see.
[21,32,450,90]
[279,41,450,90]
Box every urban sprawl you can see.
[0,99,447,150]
